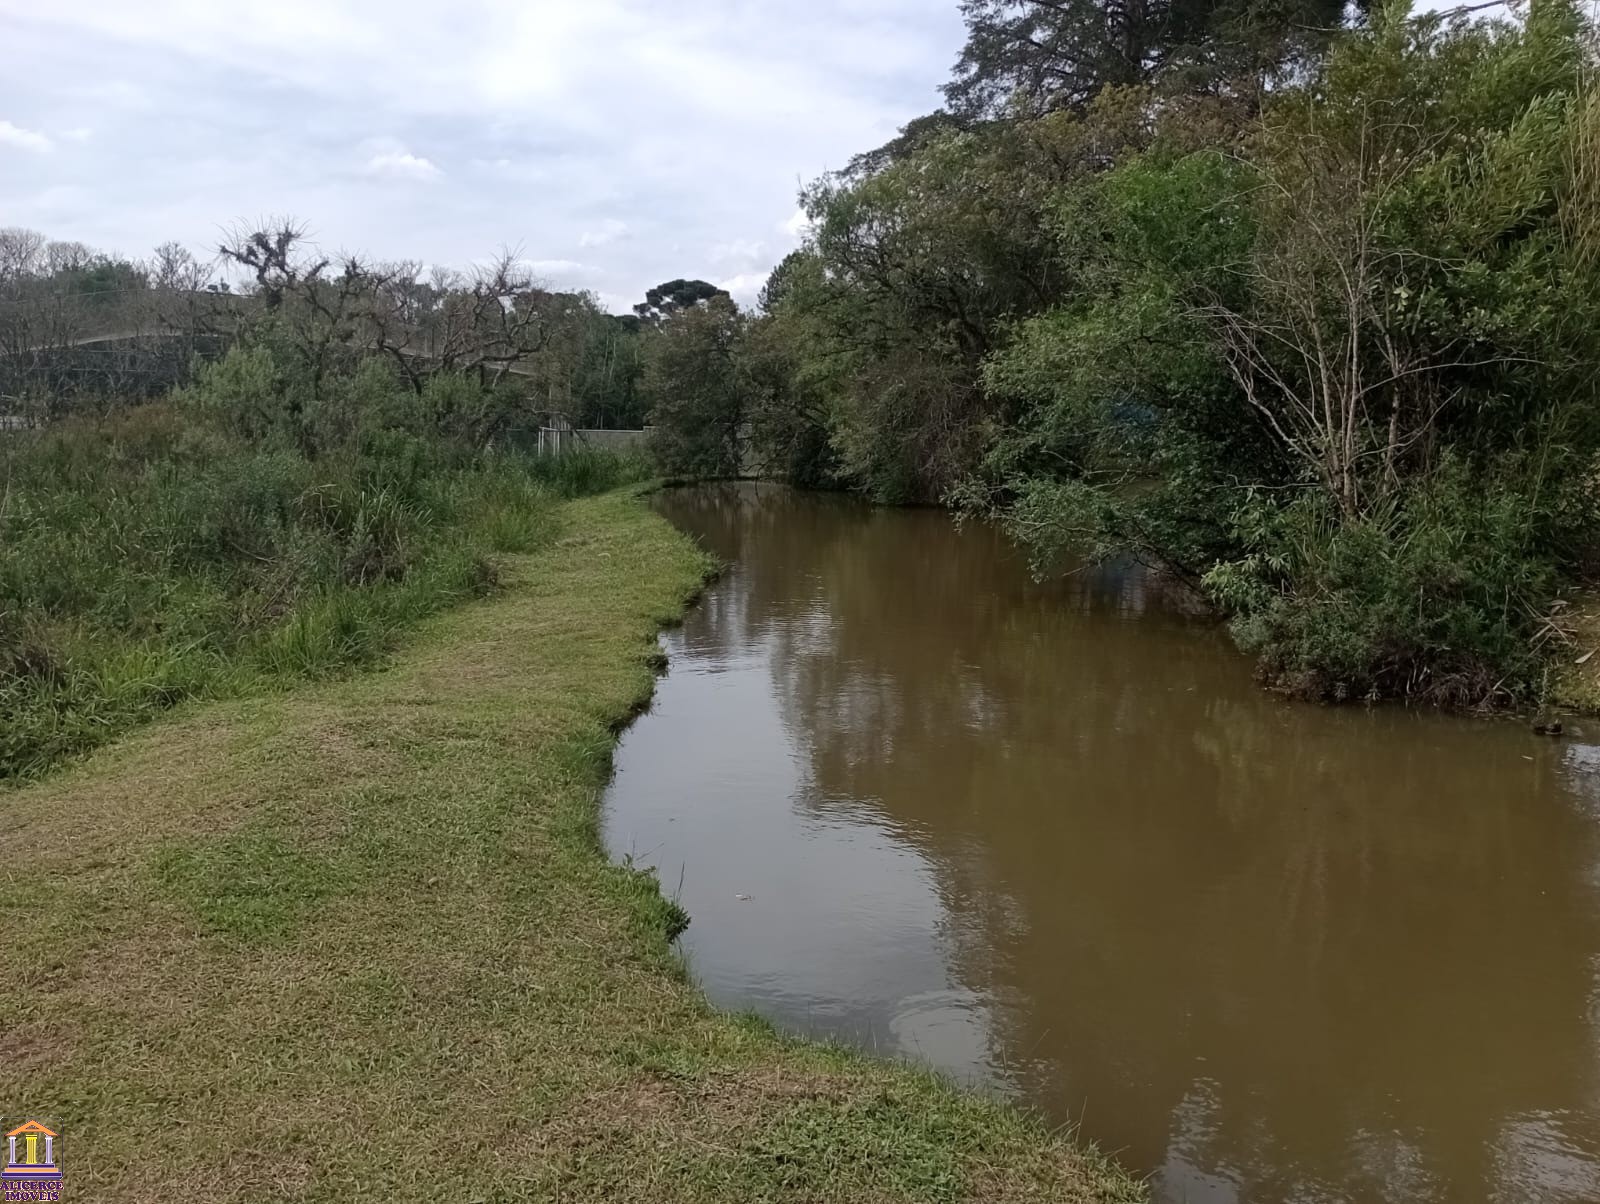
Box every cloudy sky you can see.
[0,0,965,312]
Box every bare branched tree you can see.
[0,230,101,409]
[0,228,47,282]
[207,225,583,444]
[348,251,557,401]
[1195,107,1535,519]
[219,219,326,310]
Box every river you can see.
[601,482,1600,1204]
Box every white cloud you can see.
[711,237,765,264]
[0,119,52,152]
[366,146,440,180]
[579,219,631,248]
[781,208,813,239]
[0,0,964,312]
[718,272,769,307]
[60,126,92,142]
[523,258,596,282]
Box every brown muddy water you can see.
[601,482,1600,1204]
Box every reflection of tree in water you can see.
[657,483,1600,1204]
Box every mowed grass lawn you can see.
[1,489,1144,1203]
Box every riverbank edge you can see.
[1,486,1144,1203]
[1549,590,1600,715]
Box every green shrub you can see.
[529,447,652,497]
[1204,460,1578,705]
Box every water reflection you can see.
[602,483,1600,1204]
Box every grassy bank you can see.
[0,488,1142,1203]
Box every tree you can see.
[734,250,842,486]
[0,229,155,407]
[209,223,621,450]
[62,256,146,305]
[768,88,1161,502]
[641,295,745,475]
[633,279,729,322]
[1194,0,1595,520]
[942,0,1352,120]
[976,0,1600,702]
[219,220,320,309]
[573,313,646,429]
[0,228,46,281]
[846,111,971,178]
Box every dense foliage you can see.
[639,292,747,476]
[647,0,1600,707]
[944,0,1355,118]
[0,233,648,780]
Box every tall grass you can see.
[0,354,650,781]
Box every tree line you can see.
[0,223,655,433]
[645,0,1600,708]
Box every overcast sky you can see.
[0,0,965,312]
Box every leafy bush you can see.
[1204,460,1585,705]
